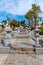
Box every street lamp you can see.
[35,26,40,46]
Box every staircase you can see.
[10,46,35,54]
[17,31,29,38]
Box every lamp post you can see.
[5,21,12,39]
[4,21,12,47]
[35,26,40,46]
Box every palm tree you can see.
[7,16,11,25]
[17,21,20,27]
[11,19,17,28]
[2,20,7,25]
[25,10,33,26]
[32,4,40,25]
[21,20,25,27]
[10,19,17,30]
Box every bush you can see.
[39,26,43,35]
[12,26,15,30]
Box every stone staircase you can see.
[17,32,29,38]
[10,46,35,54]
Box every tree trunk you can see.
[28,19,30,26]
[34,18,36,27]
[32,19,33,24]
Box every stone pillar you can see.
[36,36,40,46]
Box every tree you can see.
[2,20,7,25]
[21,20,25,27]
[12,19,16,27]
[10,19,17,30]
[32,4,40,25]
[17,21,20,27]
[25,10,33,26]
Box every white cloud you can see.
[37,0,43,12]
[0,0,43,15]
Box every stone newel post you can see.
[35,26,40,46]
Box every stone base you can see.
[10,46,35,54]
[0,47,10,53]
[35,47,43,54]
[35,44,41,47]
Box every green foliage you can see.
[12,26,15,30]
[25,10,33,19]
[21,20,25,26]
[2,25,5,29]
[11,19,17,28]
[7,16,11,22]
[32,4,40,18]
[25,10,33,26]
[39,26,43,35]
[17,21,20,27]
[41,23,43,25]
[7,17,11,25]
[25,4,41,25]
[2,20,7,25]
[2,4,41,30]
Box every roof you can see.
[37,21,42,25]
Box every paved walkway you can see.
[13,38,36,48]
[0,30,43,65]
[3,54,43,65]
[0,54,8,65]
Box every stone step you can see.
[19,34,26,35]
[10,50,35,54]
[19,32,26,35]
[17,35,29,38]
[11,47,34,51]
[10,47,35,54]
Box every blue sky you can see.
[0,0,43,22]
[0,0,43,15]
